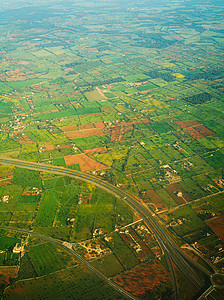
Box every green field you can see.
[0,0,223,298]
[34,190,59,227]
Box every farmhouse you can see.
[13,243,22,254]
[2,195,9,203]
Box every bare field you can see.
[206,215,224,243]
[64,153,108,171]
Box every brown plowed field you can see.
[66,128,104,139]
[0,267,18,285]
[145,190,168,211]
[133,119,152,123]
[0,180,12,187]
[61,125,78,132]
[0,172,14,179]
[84,147,107,155]
[50,108,59,113]
[64,153,108,171]
[41,144,72,152]
[45,142,55,151]
[139,90,152,94]
[111,122,133,142]
[113,261,170,296]
[120,228,153,261]
[56,144,72,150]
[183,127,204,139]
[205,215,224,243]
[61,122,106,139]
[94,122,105,128]
[79,123,95,130]
[171,34,183,41]
[196,124,215,136]
[79,112,103,117]
[165,183,192,204]
[175,120,201,128]
[13,134,33,145]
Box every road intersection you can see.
[0,157,223,300]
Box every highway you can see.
[0,157,218,299]
[0,226,137,300]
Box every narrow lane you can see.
[0,226,137,300]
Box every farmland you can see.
[0,0,224,298]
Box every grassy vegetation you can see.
[90,254,123,277]
[0,0,224,297]
[106,232,139,270]
[28,242,75,276]
[0,237,20,251]
[34,190,59,227]
[4,264,124,300]
[12,168,42,189]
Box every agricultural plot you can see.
[205,216,224,243]
[64,153,108,172]
[106,232,139,270]
[34,189,59,227]
[162,206,207,236]
[28,242,76,276]
[113,260,170,297]
[0,0,223,298]
[4,261,123,300]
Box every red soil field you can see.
[139,90,152,94]
[182,247,199,262]
[45,142,55,151]
[94,122,105,128]
[0,180,12,187]
[120,228,153,261]
[145,190,168,211]
[0,172,13,180]
[67,91,81,95]
[11,133,33,145]
[175,120,201,128]
[0,267,18,285]
[79,112,103,117]
[113,261,170,296]
[56,144,72,150]
[183,127,204,139]
[195,124,215,136]
[50,108,59,113]
[83,47,99,53]
[79,123,95,130]
[84,147,107,156]
[66,128,104,139]
[165,183,192,205]
[133,119,152,124]
[61,125,78,132]
[111,121,133,142]
[206,215,224,243]
[18,139,33,145]
[171,34,183,41]
[41,143,72,152]
[64,153,108,172]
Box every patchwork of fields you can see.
[0,0,224,299]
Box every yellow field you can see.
[172,73,185,78]
[94,153,113,166]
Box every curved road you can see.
[0,158,218,299]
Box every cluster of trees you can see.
[187,67,224,80]
[144,70,175,82]
[134,32,176,49]
[183,92,212,105]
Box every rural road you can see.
[0,157,219,299]
[0,225,137,300]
